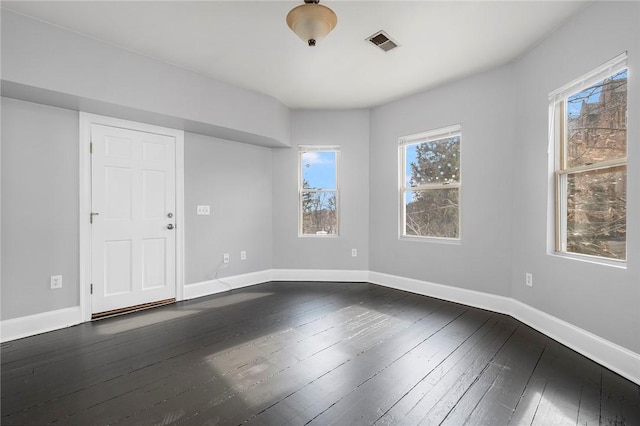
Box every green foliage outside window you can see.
[402,129,461,239]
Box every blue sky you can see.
[405,144,419,186]
[301,151,336,189]
[567,69,627,119]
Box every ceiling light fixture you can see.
[286,0,337,47]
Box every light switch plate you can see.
[196,205,210,215]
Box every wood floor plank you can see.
[242,303,470,426]
[441,324,552,425]
[115,292,463,425]
[1,282,383,419]
[2,284,392,424]
[508,338,603,426]
[1,282,358,368]
[421,322,545,425]
[374,315,519,425]
[2,281,638,426]
[600,366,640,425]
[27,284,409,425]
[305,309,495,425]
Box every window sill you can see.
[399,235,461,245]
[549,251,627,269]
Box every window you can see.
[400,125,461,239]
[299,146,339,236]
[550,53,627,261]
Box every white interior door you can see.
[90,124,176,315]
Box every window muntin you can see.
[552,55,627,261]
[400,125,461,239]
[299,147,339,236]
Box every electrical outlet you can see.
[240,251,247,260]
[223,253,230,264]
[196,205,210,215]
[525,272,533,287]
[351,248,357,257]
[50,275,63,289]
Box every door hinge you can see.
[90,212,99,224]
[90,142,93,154]
[90,283,93,294]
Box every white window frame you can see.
[399,124,462,241]
[549,52,628,265]
[298,145,340,237]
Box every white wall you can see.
[367,0,639,355]
[369,66,515,298]
[184,133,273,284]
[0,99,274,319]
[1,98,80,319]
[0,9,289,319]
[272,110,370,271]
[511,1,640,353]
[1,10,291,148]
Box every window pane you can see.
[406,137,460,187]
[405,188,459,238]
[566,69,627,168]
[566,165,626,260]
[301,191,337,235]
[301,151,336,189]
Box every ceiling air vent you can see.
[367,31,398,52]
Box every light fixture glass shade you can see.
[286,3,337,46]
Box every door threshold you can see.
[92,298,176,320]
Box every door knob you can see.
[167,224,174,230]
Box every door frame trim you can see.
[79,113,185,322]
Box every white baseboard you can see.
[271,269,369,282]
[506,300,640,386]
[1,306,82,343]
[368,271,512,314]
[184,269,369,300]
[183,269,273,300]
[368,271,640,386]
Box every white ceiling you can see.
[2,1,590,110]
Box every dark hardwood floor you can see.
[2,281,639,425]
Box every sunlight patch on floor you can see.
[187,292,274,310]
[93,309,201,335]
[201,303,412,411]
